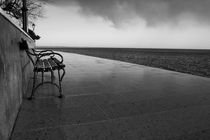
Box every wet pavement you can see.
[11,52,210,140]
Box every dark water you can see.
[39,47,210,78]
[39,47,210,56]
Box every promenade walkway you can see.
[11,52,210,140]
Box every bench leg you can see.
[28,69,65,99]
[58,70,63,98]
[41,71,44,84]
[28,71,37,100]
[50,70,55,83]
[60,68,65,81]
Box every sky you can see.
[36,0,210,49]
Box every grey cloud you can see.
[40,0,210,26]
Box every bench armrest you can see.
[33,49,54,54]
[32,49,55,57]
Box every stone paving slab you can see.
[11,52,210,140]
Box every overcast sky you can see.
[36,0,210,49]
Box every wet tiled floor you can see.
[11,52,210,140]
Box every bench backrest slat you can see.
[43,59,52,71]
[48,59,58,69]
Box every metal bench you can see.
[19,39,65,99]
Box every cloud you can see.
[40,0,210,27]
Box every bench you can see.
[19,39,65,99]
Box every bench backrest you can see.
[25,49,38,66]
[19,39,64,70]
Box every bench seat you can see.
[34,58,65,72]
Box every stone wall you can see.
[0,10,35,140]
